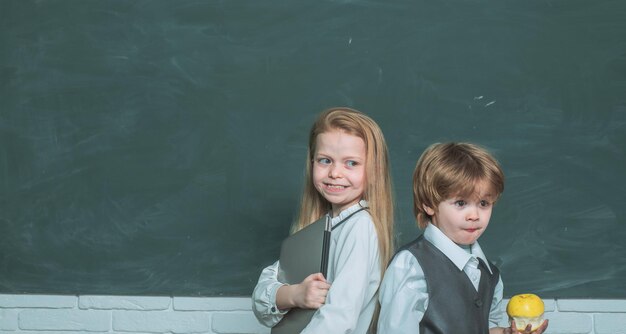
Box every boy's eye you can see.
[346,160,359,167]
[454,200,466,207]
[480,200,492,207]
[317,158,332,165]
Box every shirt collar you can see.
[424,223,493,274]
[329,200,368,227]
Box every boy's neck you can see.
[458,243,473,254]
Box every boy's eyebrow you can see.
[453,191,495,199]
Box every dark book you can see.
[271,215,331,334]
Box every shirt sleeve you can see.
[489,275,507,328]
[251,260,289,327]
[301,214,380,333]
[378,250,427,334]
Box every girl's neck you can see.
[330,200,366,218]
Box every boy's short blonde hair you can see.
[413,142,505,229]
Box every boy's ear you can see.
[423,205,435,216]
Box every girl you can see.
[252,107,394,333]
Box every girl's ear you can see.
[423,204,435,216]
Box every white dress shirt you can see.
[252,200,381,333]
[378,223,506,333]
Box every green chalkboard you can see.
[1,0,625,297]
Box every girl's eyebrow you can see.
[315,152,363,161]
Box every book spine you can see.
[320,216,331,277]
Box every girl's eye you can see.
[480,200,492,207]
[317,158,331,165]
[454,200,466,207]
[346,160,359,167]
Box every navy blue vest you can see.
[401,235,500,334]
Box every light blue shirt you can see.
[252,200,381,333]
[378,223,506,333]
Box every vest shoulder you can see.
[396,234,425,251]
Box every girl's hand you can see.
[275,273,330,310]
[504,319,549,334]
[292,273,331,309]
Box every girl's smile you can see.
[323,183,349,191]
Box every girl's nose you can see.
[328,164,342,178]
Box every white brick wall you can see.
[1,294,625,333]
[0,295,269,334]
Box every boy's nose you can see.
[466,206,479,221]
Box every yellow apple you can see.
[506,293,545,331]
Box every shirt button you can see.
[271,306,276,312]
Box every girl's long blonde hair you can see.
[293,107,394,280]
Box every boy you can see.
[378,142,548,334]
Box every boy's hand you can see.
[504,319,549,334]
[292,273,331,309]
